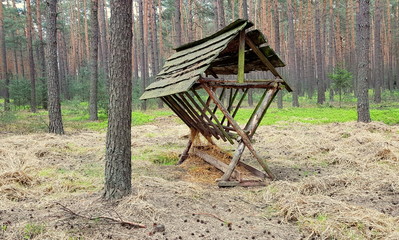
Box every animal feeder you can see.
[140,19,292,187]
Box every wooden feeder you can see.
[140,19,292,187]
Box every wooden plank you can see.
[194,150,241,181]
[184,92,227,142]
[171,94,212,138]
[166,22,247,63]
[191,90,234,144]
[140,76,198,100]
[237,30,245,83]
[237,161,267,179]
[161,97,196,129]
[177,129,195,164]
[221,89,239,125]
[202,84,275,180]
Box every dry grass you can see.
[1,119,399,239]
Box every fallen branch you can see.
[55,202,146,229]
[192,212,232,226]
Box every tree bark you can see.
[26,0,36,112]
[46,0,64,134]
[99,0,109,80]
[0,1,9,111]
[89,0,99,120]
[356,0,371,122]
[104,0,133,200]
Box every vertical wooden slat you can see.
[237,30,246,83]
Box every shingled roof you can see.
[140,19,290,100]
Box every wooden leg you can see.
[177,129,197,165]
[220,141,245,181]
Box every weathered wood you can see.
[162,97,196,129]
[237,180,267,187]
[192,90,234,144]
[202,84,275,180]
[220,141,245,181]
[210,88,225,121]
[218,180,240,187]
[200,78,284,83]
[177,128,196,164]
[194,150,241,181]
[171,94,212,137]
[237,30,245,83]
[237,161,267,179]
[184,92,226,141]
[245,37,292,92]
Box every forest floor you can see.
[1,114,399,239]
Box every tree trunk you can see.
[89,0,99,120]
[174,0,182,47]
[373,0,382,103]
[138,0,147,111]
[83,0,90,61]
[315,0,325,104]
[104,0,133,200]
[26,0,36,112]
[273,0,283,109]
[46,0,64,134]
[99,0,109,80]
[287,0,299,107]
[356,0,371,122]
[36,0,47,109]
[0,1,9,111]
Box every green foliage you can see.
[23,223,45,240]
[9,78,31,107]
[328,67,353,107]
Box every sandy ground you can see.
[0,116,399,239]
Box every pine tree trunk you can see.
[273,0,283,109]
[138,0,147,111]
[46,0,64,134]
[0,1,9,111]
[315,0,325,104]
[26,0,36,112]
[174,0,182,46]
[104,0,133,200]
[89,0,99,120]
[84,0,90,61]
[373,0,382,103]
[356,0,371,122]
[36,0,47,109]
[287,0,299,107]
[99,0,109,80]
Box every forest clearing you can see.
[1,105,399,239]
[1,0,399,239]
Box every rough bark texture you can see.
[356,0,371,122]
[138,0,147,111]
[0,1,9,111]
[46,0,64,134]
[26,0,36,112]
[89,0,99,121]
[104,0,133,200]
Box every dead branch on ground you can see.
[56,202,146,228]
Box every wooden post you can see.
[177,128,197,164]
[237,30,245,83]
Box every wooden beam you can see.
[194,150,241,181]
[245,37,293,92]
[202,84,275,180]
[237,30,245,83]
